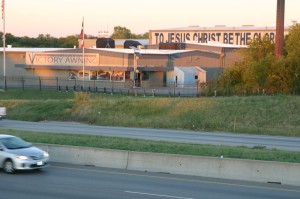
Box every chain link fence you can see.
[0,76,209,97]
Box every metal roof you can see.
[150,26,289,31]
[0,47,193,55]
[0,48,73,53]
[175,66,206,73]
[185,41,248,48]
[93,48,194,55]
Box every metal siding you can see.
[99,51,127,66]
[138,54,170,67]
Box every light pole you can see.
[129,46,141,88]
[2,0,6,90]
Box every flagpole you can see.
[82,45,85,89]
[81,17,85,89]
[2,0,6,90]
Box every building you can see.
[5,25,287,90]
[0,41,244,91]
[144,41,246,80]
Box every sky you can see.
[2,0,300,38]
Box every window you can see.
[111,71,124,81]
[142,72,150,80]
[90,70,125,81]
[78,71,90,79]
[69,70,126,81]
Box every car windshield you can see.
[0,137,32,149]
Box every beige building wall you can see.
[99,50,129,66]
[133,54,170,68]
[145,72,164,87]
[172,51,220,68]
[0,52,27,77]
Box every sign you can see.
[26,53,99,66]
[150,30,288,46]
[98,30,110,38]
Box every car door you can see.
[0,142,6,167]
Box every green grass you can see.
[2,129,300,164]
[0,89,74,100]
[1,90,299,163]
[1,90,300,136]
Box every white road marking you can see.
[125,191,194,199]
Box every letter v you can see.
[28,53,36,64]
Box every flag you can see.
[80,17,84,48]
[1,0,4,19]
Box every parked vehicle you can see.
[0,134,49,173]
[0,107,6,120]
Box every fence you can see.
[0,76,206,97]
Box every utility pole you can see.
[275,0,285,57]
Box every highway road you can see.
[1,119,300,151]
[1,163,299,199]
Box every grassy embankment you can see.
[0,89,300,163]
[1,89,299,136]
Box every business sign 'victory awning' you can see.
[26,53,99,66]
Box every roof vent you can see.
[215,25,226,27]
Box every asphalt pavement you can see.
[1,163,299,199]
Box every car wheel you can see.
[3,160,15,174]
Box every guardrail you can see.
[35,143,300,186]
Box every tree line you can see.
[212,22,300,95]
[0,33,80,48]
[0,26,148,48]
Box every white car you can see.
[0,134,49,173]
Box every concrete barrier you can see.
[35,144,129,169]
[35,143,300,186]
[127,151,300,186]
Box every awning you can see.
[15,64,131,71]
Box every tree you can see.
[241,38,290,94]
[217,64,245,95]
[285,21,300,94]
[0,27,148,48]
[240,36,275,63]
[217,35,291,95]
[131,32,149,39]
[232,37,276,94]
[59,35,78,48]
[5,33,16,46]
[111,26,149,39]
[111,26,132,39]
